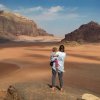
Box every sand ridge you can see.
[0,42,100,96]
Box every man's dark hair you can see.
[59,45,65,52]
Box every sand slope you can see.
[0,42,100,98]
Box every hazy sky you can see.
[0,0,100,37]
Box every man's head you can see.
[59,45,65,52]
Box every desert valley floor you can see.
[0,42,100,99]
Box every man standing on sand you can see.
[50,45,66,91]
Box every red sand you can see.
[0,62,19,77]
[0,42,100,94]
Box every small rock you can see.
[5,85,22,100]
[82,93,100,100]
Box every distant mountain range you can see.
[62,21,100,43]
[0,10,53,40]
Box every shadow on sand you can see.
[0,41,58,49]
[47,84,61,90]
[64,61,100,94]
[69,53,100,62]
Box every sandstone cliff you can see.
[0,10,53,40]
[62,21,100,43]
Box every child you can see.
[50,47,59,69]
[50,47,59,91]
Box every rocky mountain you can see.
[0,10,53,40]
[62,21,100,43]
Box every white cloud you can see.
[13,6,66,21]
[40,6,64,18]
[27,6,80,21]
[28,6,43,11]
[13,6,80,21]
[13,6,64,16]
[0,4,8,10]
[48,6,63,13]
[14,6,43,14]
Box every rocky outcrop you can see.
[0,11,53,40]
[4,85,23,100]
[37,28,53,36]
[0,37,10,43]
[77,93,100,100]
[62,21,100,43]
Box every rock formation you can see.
[0,10,53,40]
[4,85,23,100]
[62,21,100,43]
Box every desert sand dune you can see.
[0,62,19,77]
[0,42,100,99]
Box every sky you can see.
[0,0,100,37]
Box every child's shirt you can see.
[50,52,58,68]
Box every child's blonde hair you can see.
[52,47,57,52]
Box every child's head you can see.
[52,47,57,52]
